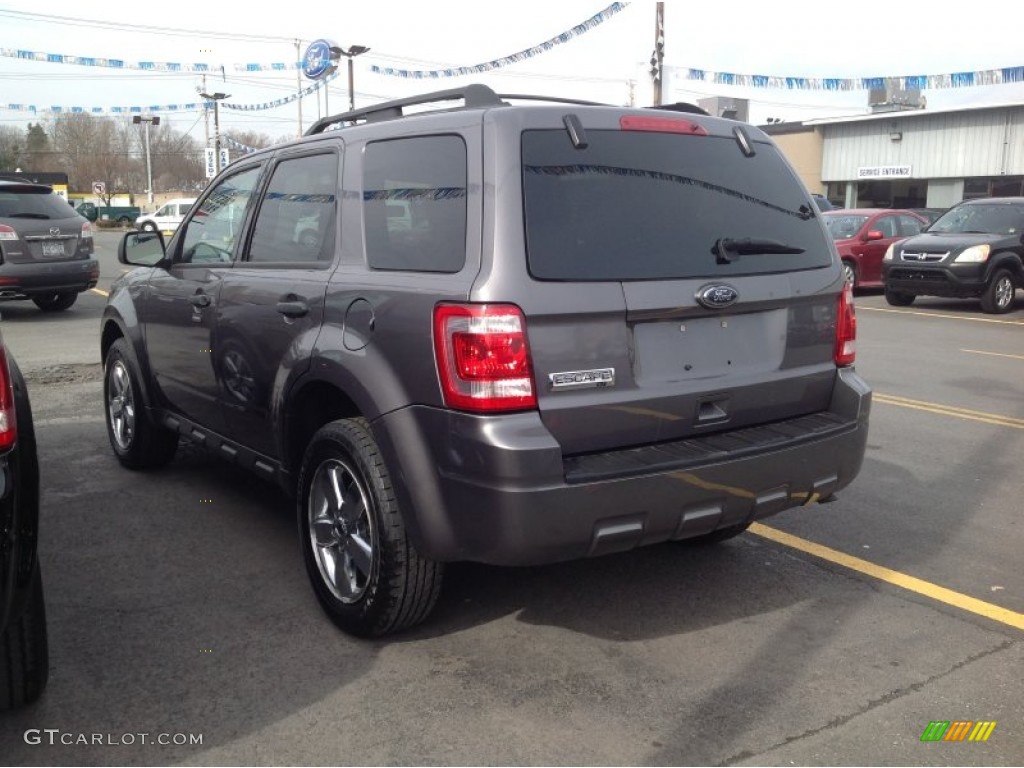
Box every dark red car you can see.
[823,209,930,289]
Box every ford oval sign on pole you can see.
[303,40,338,80]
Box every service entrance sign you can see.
[857,165,912,179]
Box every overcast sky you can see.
[2,0,1022,145]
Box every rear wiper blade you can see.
[713,237,805,264]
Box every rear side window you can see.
[363,135,467,273]
[249,153,338,263]
[522,129,833,280]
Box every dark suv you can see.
[101,85,871,637]
[882,197,1024,313]
[0,180,99,312]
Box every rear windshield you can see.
[928,202,1024,235]
[522,129,832,280]
[0,187,78,220]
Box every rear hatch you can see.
[519,120,840,457]
[0,185,93,264]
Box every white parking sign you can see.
[92,181,105,195]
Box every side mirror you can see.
[864,230,885,241]
[119,230,167,267]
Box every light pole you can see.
[132,115,160,207]
[199,91,230,174]
[341,45,370,112]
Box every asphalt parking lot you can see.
[0,231,1021,765]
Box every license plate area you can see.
[633,311,788,385]
[41,241,66,258]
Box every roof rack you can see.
[304,84,613,135]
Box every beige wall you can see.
[769,131,825,194]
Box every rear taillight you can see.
[620,116,708,136]
[0,224,18,241]
[81,221,94,240]
[835,282,857,367]
[433,303,536,412]
[0,344,17,451]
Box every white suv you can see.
[135,198,197,233]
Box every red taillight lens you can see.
[433,304,536,412]
[0,224,18,241]
[81,221,94,240]
[0,344,17,451]
[835,282,857,367]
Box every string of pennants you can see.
[2,2,1023,117]
[369,2,629,79]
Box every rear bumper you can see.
[0,259,99,298]
[372,368,871,566]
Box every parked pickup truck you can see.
[75,202,141,225]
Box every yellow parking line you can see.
[874,393,1024,429]
[960,348,1024,361]
[90,287,109,297]
[858,306,1024,325]
[751,523,1024,632]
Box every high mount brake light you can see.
[619,116,708,136]
[433,304,537,412]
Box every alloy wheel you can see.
[107,360,135,451]
[307,458,376,603]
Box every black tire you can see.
[884,289,915,307]
[979,268,1016,314]
[298,418,442,637]
[31,292,78,312]
[680,522,752,545]
[0,563,49,711]
[841,260,857,289]
[117,216,132,226]
[141,221,157,232]
[103,338,178,470]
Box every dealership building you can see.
[752,99,1024,210]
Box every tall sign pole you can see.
[651,2,665,106]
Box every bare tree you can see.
[0,125,26,170]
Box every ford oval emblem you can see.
[695,283,739,309]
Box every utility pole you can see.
[201,74,210,149]
[132,115,160,207]
[296,39,303,137]
[200,91,230,174]
[650,2,665,106]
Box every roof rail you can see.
[495,94,609,107]
[305,84,505,135]
[304,85,616,136]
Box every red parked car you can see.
[823,209,930,289]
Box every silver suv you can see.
[104,85,871,637]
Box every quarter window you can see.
[362,135,467,273]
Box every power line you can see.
[0,9,296,42]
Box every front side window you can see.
[362,135,467,273]
[522,129,833,281]
[178,166,261,264]
[248,153,338,263]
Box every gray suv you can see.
[102,85,871,637]
[0,179,99,311]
